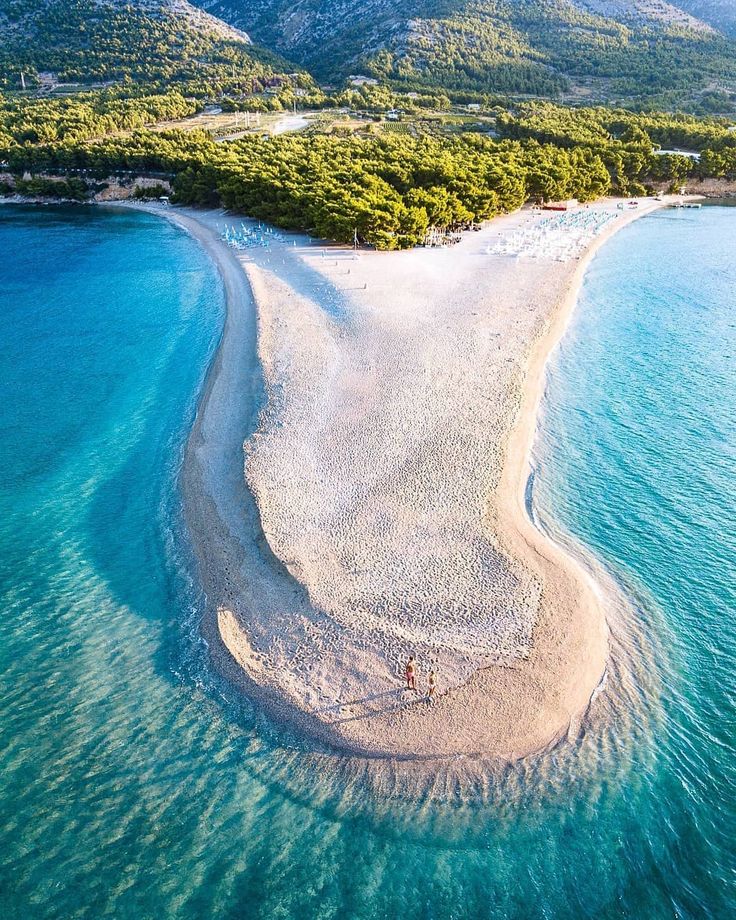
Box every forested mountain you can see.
[2,0,734,108]
[196,0,736,107]
[0,0,296,91]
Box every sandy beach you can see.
[129,197,671,761]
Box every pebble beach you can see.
[141,197,670,760]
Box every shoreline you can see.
[491,200,670,753]
[113,197,669,762]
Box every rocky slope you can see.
[675,0,736,35]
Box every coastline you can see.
[115,197,670,762]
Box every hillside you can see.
[196,0,736,107]
[0,0,296,91]
[675,0,736,35]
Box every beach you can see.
[131,197,671,761]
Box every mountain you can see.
[0,0,293,89]
[576,0,713,33]
[195,0,736,106]
[675,0,736,35]
[2,0,733,109]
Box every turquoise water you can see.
[1,204,734,919]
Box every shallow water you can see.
[1,204,734,919]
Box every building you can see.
[348,75,379,87]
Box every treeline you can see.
[498,102,736,152]
[177,135,614,248]
[4,96,736,249]
[0,90,200,146]
[215,82,446,116]
[1,129,612,248]
[498,102,736,188]
[11,175,88,199]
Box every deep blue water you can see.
[0,204,734,919]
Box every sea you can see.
[0,203,734,919]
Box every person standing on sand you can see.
[427,670,437,705]
[405,656,417,692]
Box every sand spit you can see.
[124,197,669,761]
